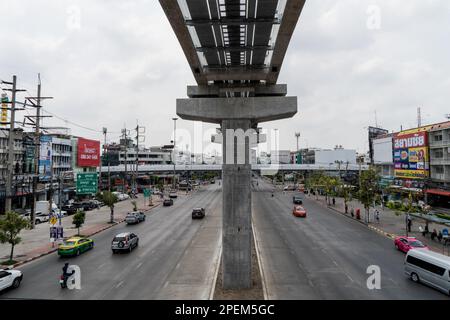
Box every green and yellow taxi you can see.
[58,237,94,257]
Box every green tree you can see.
[0,211,30,263]
[72,210,86,235]
[102,191,118,223]
[359,168,380,223]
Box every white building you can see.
[271,150,291,164]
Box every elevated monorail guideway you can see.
[160,0,306,289]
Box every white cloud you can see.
[1,0,449,155]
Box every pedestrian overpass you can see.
[101,163,368,173]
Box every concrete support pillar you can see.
[221,119,252,289]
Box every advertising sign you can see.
[39,135,52,179]
[1,93,8,126]
[368,126,389,164]
[393,130,429,179]
[77,138,100,167]
[76,173,98,194]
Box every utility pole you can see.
[2,76,26,213]
[102,127,109,191]
[134,122,146,195]
[122,127,128,194]
[24,75,52,228]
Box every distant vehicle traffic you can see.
[112,192,130,201]
[293,206,307,218]
[0,269,23,292]
[395,236,429,253]
[405,249,450,295]
[163,199,174,206]
[111,232,139,253]
[125,212,140,225]
[293,195,303,205]
[58,237,94,257]
[192,208,205,219]
[169,192,178,199]
[284,185,296,191]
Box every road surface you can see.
[1,184,222,300]
[252,178,448,300]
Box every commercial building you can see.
[271,150,291,164]
[371,121,450,208]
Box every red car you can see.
[394,236,429,253]
[293,206,307,218]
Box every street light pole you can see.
[172,117,178,189]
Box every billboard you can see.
[368,127,389,164]
[373,136,393,164]
[77,138,100,167]
[393,130,429,179]
[39,135,52,179]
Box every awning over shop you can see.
[426,189,450,197]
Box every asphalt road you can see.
[252,178,449,300]
[1,184,222,300]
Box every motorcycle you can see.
[60,273,75,288]
[59,274,67,288]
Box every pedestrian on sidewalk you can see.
[345,203,348,214]
[406,214,412,232]
[350,207,354,218]
[332,197,336,206]
[375,209,380,224]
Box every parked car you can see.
[293,206,307,218]
[284,185,296,191]
[394,236,429,253]
[0,269,23,292]
[125,212,140,225]
[20,211,48,224]
[111,232,139,253]
[192,208,205,219]
[293,195,303,205]
[61,204,79,215]
[163,198,174,206]
[113,192,130,201]
[58,237,94,257]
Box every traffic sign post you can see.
[144,188,152,206]
[76,173,98,195]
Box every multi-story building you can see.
[296,147,356,166]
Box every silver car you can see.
[111,232,139,253]
[125,212,140,224]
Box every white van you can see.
[35,201,66,217]
[405,249,450,295]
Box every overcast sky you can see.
[1,0,449,155]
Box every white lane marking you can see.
[175,262,180,270]
[135,262,143,270]
[97,263,106,269]
[115,281,124,288]
[346,274,354,283]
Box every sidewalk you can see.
[308,193,450,256]
[0,195,162,268]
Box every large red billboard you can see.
[77,138,100,167]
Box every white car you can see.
[0,269,23,291]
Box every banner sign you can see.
[393,130,429,179]
[39,135,53,179]
[1,93,8,125]
[77,138,100,167]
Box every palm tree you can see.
[102,191,118,223]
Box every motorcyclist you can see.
[62,262,75,286]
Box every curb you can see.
[252,222,268,300]
[1,202,163,269]
[313,197,401,241]
[209,239,222,300]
